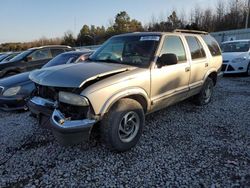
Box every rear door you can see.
[26,48,52,70]
[185,36,208,93]
[150,35,191,111]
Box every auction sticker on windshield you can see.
[140,36,160,41]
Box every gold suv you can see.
[28,30,222,152]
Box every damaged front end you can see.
[28,85,97,145]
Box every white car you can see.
[221,40,250,75]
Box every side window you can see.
[51,48,64,57]
[185,36,206,60]
[160,36,187,63]
[28,49,51,61]
[202,35,221,56]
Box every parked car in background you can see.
[0,45,73,78]
[221,40,250,75]
[0,50,92,111]
[28,30,222,152]
[0,52,20,63]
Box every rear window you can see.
[202,35,221,56]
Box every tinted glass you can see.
[51,48,64,57]
[10,50,33,61]
[221,41,250,53]
[43,53,81,68]
[186,36,206,60]
[90,35,160,67]
[28,49,51,61]
[160,36,187,62]
[0,54,8,61]
[202,35,221,56]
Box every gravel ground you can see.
[0,76,250,187]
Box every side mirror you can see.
[157,53,178,68]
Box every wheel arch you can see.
[98,88,150,117]
[205,70,218,86]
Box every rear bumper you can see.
[0,95,28,111]
[50,109,96,145]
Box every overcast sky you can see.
[0,0,226,43]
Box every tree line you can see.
[1,0,249,52]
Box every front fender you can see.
[87,87,150,116]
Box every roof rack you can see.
[174,29,208,35]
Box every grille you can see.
[227,65,235,71]
[37,85,58,101]
[0,86,4,95]
[59,102,89,120]
[221,64,227,71]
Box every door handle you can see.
[185,67,190,72]
[205,63,208,67]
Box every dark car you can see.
[0,52,20,63]
[0,51,92,111]
[0,45,73,78]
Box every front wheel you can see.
[246,63,250,76]
[192,77,214,106]
[100,98,145,152]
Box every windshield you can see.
[0,54,8,62]
[90,35,160,67]
[221,41,250,53]
[42,53,81,68]
[10,50,33,61]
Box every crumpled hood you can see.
[29,62,133,88]
[222,52,249,62]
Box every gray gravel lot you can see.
[0,76,250,187]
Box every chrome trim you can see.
[30,96,56,108]
[51,109,96,129]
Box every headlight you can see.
[3,86,21,96]
[59,91,89,106]
[231,57,248,63]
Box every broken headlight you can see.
[58,91,89,106]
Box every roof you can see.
[62,50,93,55]
[222,39,250,44]
[113,30,208,38]
[29,45,72,50]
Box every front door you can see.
[150,35,191,112]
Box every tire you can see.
[100,98,145,152]
[193,77,214,106]
[246,63,250,76]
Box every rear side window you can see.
[28,49,51,61]
[185,36,206,60]
[202,35,221,56]
[51,48,65,57]
[160,36,187,62]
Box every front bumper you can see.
[222,61,249,74]
[0,95,28,111]
[28,97,55,128]
[50,109,96,145]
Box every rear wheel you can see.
[193,77,214,106]
[100,98,144,152]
